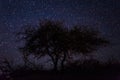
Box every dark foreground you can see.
[1,61,120,80]
[0,70,120,80]
[13,74,120,80]
[8,70,120,80]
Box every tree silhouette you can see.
[0,58,13,80]
[18,20,109,71]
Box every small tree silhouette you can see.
[0,58,13,80]
[18,20,109,71]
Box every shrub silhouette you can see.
[0,58,13,80]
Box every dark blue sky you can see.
[0,0,120,62]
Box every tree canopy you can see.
[18,20,109,71]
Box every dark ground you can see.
[1,61,120,80]
[10,70,120,80]
[12,73,120,80]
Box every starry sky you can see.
[0,0,120,63]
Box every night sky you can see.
[0,0,120,63]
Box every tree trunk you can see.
[46,46,59,71]
[53,61,58,71]
[46,47,58,71]
[52,54,59,71]
[61,53,66,70]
